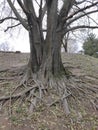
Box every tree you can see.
[0,42,10,51]
[0,42,13,51]
[62,33,78,53]
[0,0,98,114]
[83,33,98,57]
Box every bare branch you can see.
[17,0,27,14]
[87,15,98,26]
[75,0,86,5]
[72,3,98,26]
[4,23,21,32]
[0,17,18,23]
[39,0,43,18]
[35,0,40,7]
[7,0,28,30]
[66,9,98,26]
[63,1,98,22]
[41,3,47,20]
[64,25,98,34]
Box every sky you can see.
[0,24,98,53]
[9,29,30,52]
[0,25,30,52]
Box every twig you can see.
[4,23,21,32]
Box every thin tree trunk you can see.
[63,41,68,52]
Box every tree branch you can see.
[23,0,37,20]
[7,0,28,30]
[63,1,98,22]
[57,0,75,31]
[66,9,98,27]
[64,25,98,34]
[0,17,18,23]
[39,0,43,19]
[35,0,40,7]
[75,0,85,5]
[59,0,75,18]
[4,23,21,32]
[17,0,27,15]
[41,3,47,20]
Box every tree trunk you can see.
[28,0,65,79]
[63,41,68,52]
[52,33,65,75]
[34,0,65,78]
[23,0,43,73]
[28,25,43,73]
[27,0,66,79]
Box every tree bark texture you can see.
[28,0,66,77]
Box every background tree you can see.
[83,33,98,58]
[0,0,98,114]
[62,32,79,53]
[0,41,14,51]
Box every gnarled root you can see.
[0,70,72,115]
[0,70,98,115]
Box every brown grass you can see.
[0,52,98,130]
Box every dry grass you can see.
[0,52,98,130]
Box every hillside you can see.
[0,52,98,130]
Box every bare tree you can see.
[0,0,98,114]
[0,42,13,51]
[62,33,78,53]
[0,42,9,51]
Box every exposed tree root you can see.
[0,69,98,116]
[0,68,9,73]
[0,85,37,102]
[0,78,14,81]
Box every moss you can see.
[64,68,72,78]
[53,67,72,79]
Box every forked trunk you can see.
[28,0,66,78]
[28,30,66,80]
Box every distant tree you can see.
[63,33,78,53]
[0,42,13,51]
[83,33,98,57]
[67,39,78,53]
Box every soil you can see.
[0,51,98,130]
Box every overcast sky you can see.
[0,24,30,52]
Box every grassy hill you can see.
[0,52,98,130]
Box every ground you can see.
[0,52,98,130]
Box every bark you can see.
[22,0,68,78]
[52,33,65,75]
[24,0,43,73]
[26,0,66,78]
[39,0,65,77]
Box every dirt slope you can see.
[0,52,98,130]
